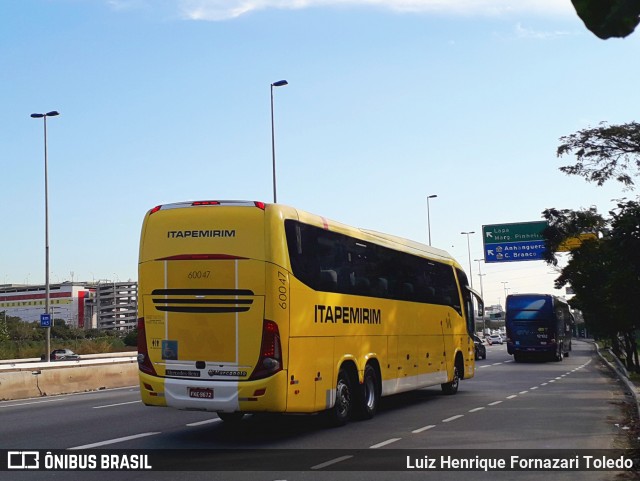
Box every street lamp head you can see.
[272,80,288,87]
[31,111,60,118]
[428,194,437,199]
[461,231,475,235]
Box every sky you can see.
[1,0,638,308]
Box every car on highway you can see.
[41,349,81,361]
[487,334,503,345]
[473,335,486,360]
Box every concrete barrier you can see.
[0,358,139,401]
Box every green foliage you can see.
[572,0,640,39]
[0,312,9,342]
[542,200,640,371]
[123,329,138,347]
[0,315,135,359]
[557,122,640,188]
[0,336,129,360]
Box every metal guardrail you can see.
[0,352,137,371]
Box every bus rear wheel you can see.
[441,364,460,395]
[355,364,380,420]
[329,368,353,426]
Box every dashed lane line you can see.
[0,398,66,408]
[412,425,436,433]
[311,455,354,470]
[442,414,464,423]
[69,432,161,450]
[370,438,402,449]
[186,419,222,427]
[93,400,142,409]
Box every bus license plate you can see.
[189,387,213,399]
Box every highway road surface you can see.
[1,340,638,481]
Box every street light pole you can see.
[31,110,59,363]
[501,281,509,305]
[426,194,437,246]
[474,259,485,299]
[461,231,475,289]
[270,80,288,204]
[474,258,485,333]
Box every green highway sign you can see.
[483,221,547,244]
[482,221,548,263]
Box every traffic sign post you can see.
[483,221,547,263]
[40,313,51,328]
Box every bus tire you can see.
[441,363,460,395]
[513,353,522,363]
[330,368,354,426]
[217,412,245,423]
[555,346,563,362]
[355,364,380,420]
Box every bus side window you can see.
[401,282,415,300]
[319,270,338,291]
[354,277,371,296]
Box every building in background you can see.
[85,281,137,331]
[0,281,137,331]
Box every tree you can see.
[557,122,640,188]
[606,199,640,369]
[542,201,640,372]
[0,312,9,342]
[123,329,138,347]
[572,0,640,39]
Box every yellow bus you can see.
[137,200,483,425]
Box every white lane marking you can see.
[68,432,161,449]
[370,438,401,449]
[442,415,464,423]
[530,386,539,390]
[468,407,485,413]
[0,398,66,408]
[186,419,222,427]
[506,395,517,399]
[488,401,502,406]
[519,390,528,395]
[311,455,353,470]
[412,425,436,433]
[93,400,141,409]
[541,382,548,386]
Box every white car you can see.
[487,334,503,345]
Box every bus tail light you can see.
[249,320,282,380]
[137,317,157,376]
